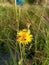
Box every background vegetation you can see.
[0,0,49,65]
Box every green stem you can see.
[19,44,25,65]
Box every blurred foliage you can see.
[0,6,16,53]
[0,0,49,65]
[0,0,14,4]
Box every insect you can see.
[16,0,23,5]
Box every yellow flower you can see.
[16,29,32,45]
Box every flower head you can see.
[16,29,32,45]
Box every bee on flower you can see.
[16,29,33,45]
